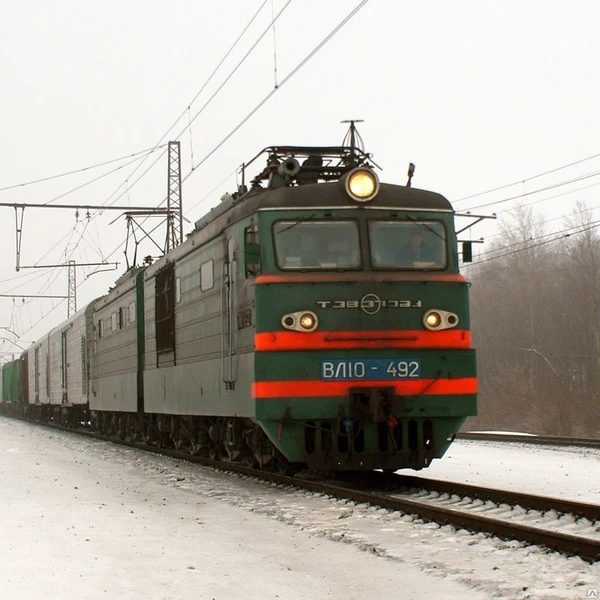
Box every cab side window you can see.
[244,226,261,277]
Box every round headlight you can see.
[344,168,379,202]
[299,312,317,331]
[424,311,442,329]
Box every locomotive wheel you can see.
[209,445,223,461]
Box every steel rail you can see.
[350,471,600,522]
[457,432,600,448]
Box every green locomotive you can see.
[91,139,476,472]
[1,132,477,473]
[245,147,476,470]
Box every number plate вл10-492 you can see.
[320,358,421,381]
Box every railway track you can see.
[5,416,600,562]
[118,435,600,562]
[458,431,600,449]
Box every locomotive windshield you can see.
[274,220,361,270]
[369,220,447,269]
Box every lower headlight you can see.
[281,310,319,332]
[299,313,316,330]
[425,311,442,329]
[423,309,459,331]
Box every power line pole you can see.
[165,141,182,253]
[67,260,77,317]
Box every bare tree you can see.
[465,203,599,435]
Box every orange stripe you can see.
[255,273,467,284]
[252,377,477,398]
[255,329,471,351]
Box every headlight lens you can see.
[344,168,380,202]
[299,313,316,330]
[425,311,442,329]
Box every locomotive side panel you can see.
[144,222,256,417]
[91,274,138,413]
[143,238,223,414]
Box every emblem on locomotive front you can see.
[360,293,381,314]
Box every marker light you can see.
[281,310,319,333]
[344,168,380,202]
[423,309,460,331]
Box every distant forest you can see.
[464,202,600,437]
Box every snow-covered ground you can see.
[0,416,598,600]
[401,437,600,504]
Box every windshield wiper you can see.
[276,214,316,234]
[405,215,445,240]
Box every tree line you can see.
[464,202,600,437]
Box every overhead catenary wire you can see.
[469,220,600,266]
[480,189,600,246]
[459,168,600,213]
[9,0,375,344]
[6,0,277,309]
[89,0,372,274]
[0,145,168,194]
[181,0,371,183]
[0,1,280,336]
[455,149,600,204]
[493,179,600,218]
[271,0,279,88]
[151,0,270,160]
[475,218,600,259]
[98,0,276,213]
[42,151,175,207]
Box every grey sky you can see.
[1,0,599,349]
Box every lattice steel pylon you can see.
[67,260,77,317]
[165,141,183,253]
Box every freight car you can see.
[1,133,477,473]
[0,355,26,414]
[24,303,95,425]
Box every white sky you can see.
[2,0,600,350]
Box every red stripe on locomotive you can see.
[255,329,471,351]
[252,377,477,398]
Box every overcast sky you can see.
[1,0,600,352]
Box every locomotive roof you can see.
[194,143,453,232]
[193,181,453,233]
[141,142,456,277]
